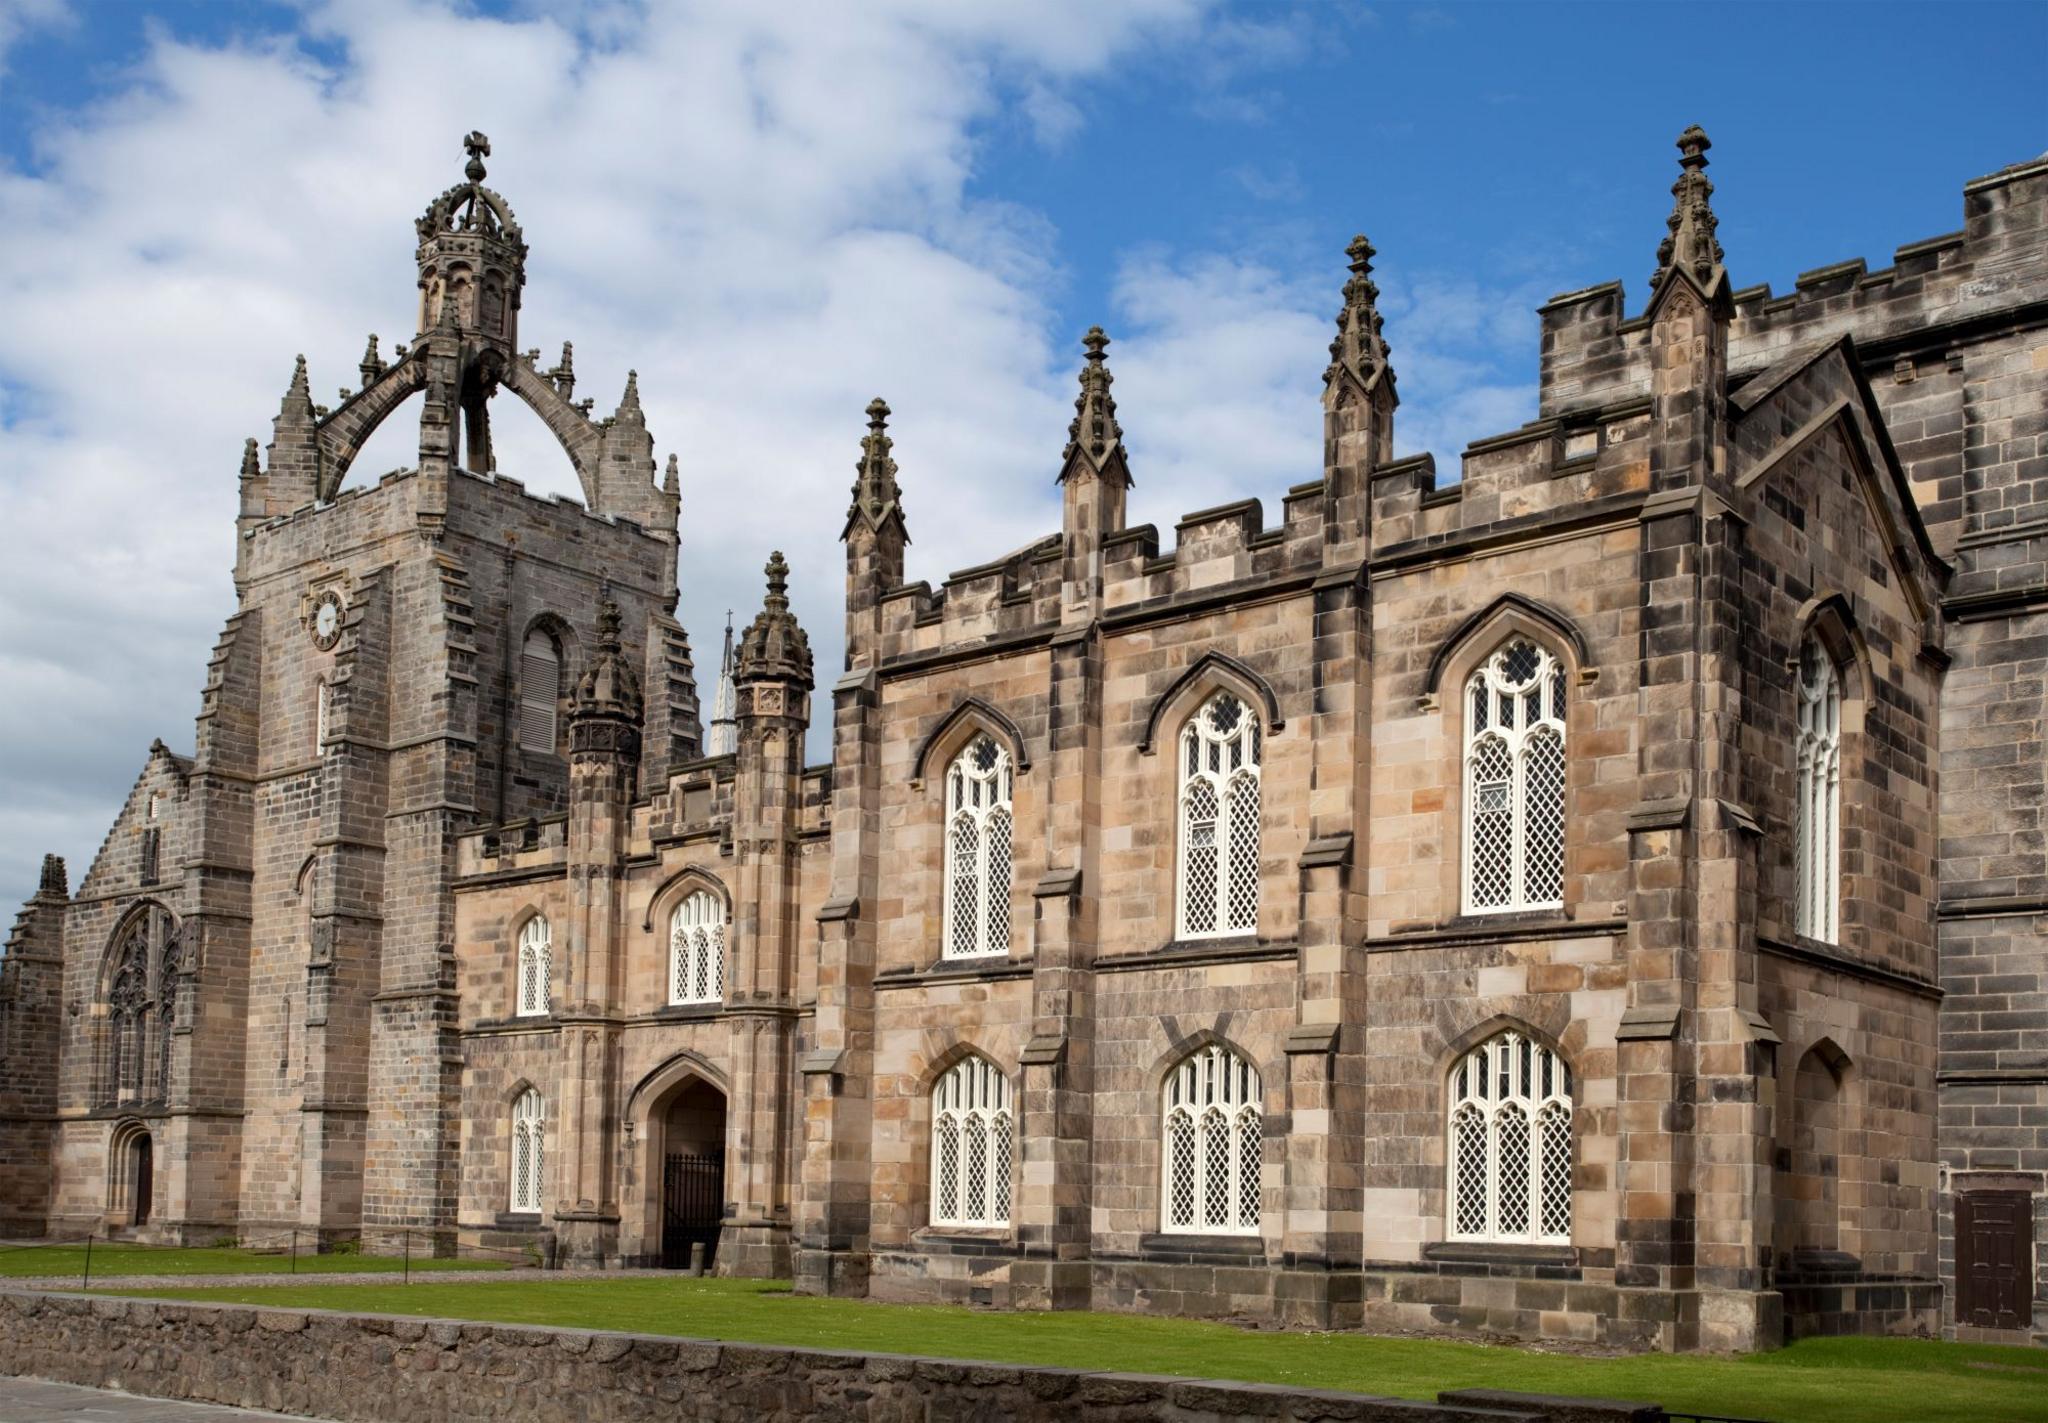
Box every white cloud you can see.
[0,0,1551,914]
[0,0,69,85]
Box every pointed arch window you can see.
[519,630,561,755]
[942,735,1014,959]
[930,1056,1013,1228]
[1176,692,1262,939]
[515,916,551,1017]
[669,891,725,1005]
[97,907,180,1107]
[1161,1043,1262,1236]
[510,1089,546,1214]
[1448,1030,1573,1244]
[1794,639,1842,944]
[1463,639,1567,914]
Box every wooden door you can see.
[1957,1191,2033,1329]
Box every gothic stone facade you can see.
[2,131,2044,1354]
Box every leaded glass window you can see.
[1462,639,1567,914]
[1794,640,1842,944]
[1177,693,1262,939]
[510,1088,546,1214]
[669,891,725,1005]
[515,915,550,1017]
[1446,1030,1572,1245]
[941,735,1013,959]
[930,1056,1012,1228]
[1161,1043,1262,1235]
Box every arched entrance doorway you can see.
[131,1135,154,1227]
[657,1079,727,1270]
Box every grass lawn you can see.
[0,1242,512,1279]
[102,1276,2048,1423]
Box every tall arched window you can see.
[930,1056,1013,1228]
[942,735,1013,959]
[1161,1042,1262,1236]
[1177,692,1262,939]
[515,916,550,1017]
[1794,639,1842,944]
[510,1089,546,1214]
[315,678,333,756]
[1448,1030,1573,1245]
[519,629,561,755]
[669,891,725,1005]
[1463,639,1567,914]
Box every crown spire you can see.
[1324,235,1392,394]
[843,397,905,538]
[463,130,490,183]
[1060,326,1128,484]
[570,596,644,740]
[736,551,813,689]
[1653,124,1725,291]
[707,610,738,756]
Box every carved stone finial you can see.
[463,130,490,183]
[359,333,386,387]
[288,353,310,398]
[736,550,813,691]
[764,551,789,607]
[1654,124,1725,291]
[1060,326,1128,484]
[239,438,260,481]
[570,595,644,752]
[844,398,905,538]
[37,854,68,900]
[617,369,641,416]
[1324,234,1392,395]
[662,453,680,497]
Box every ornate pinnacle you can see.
[617,369,641,416]
[736,550,813,690]
[37,853,68,900]
[279,354,314,418]
[549,341,576,400]
[239,437,260,481]
[845,397,904,536]
[463,131,490,184]
[359,334,385,387]
[663,453,680,497]
[1061,326,1127,483]
[570,595,643,736]
[1325,235,1391,392]
[764,551,789,608]
[1654,124,1725,290]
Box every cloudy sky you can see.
[0,0,2040,915]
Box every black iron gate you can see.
[661,1150,724,1270]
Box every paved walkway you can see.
[0,1376,321,1422]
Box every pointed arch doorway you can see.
[657,1079,726,1270]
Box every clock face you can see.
[311,592,344,650]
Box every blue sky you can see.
[0,0,2041,915]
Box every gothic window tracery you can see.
[669,891,725,1006]
[930,1056,1012,1228]
[1161,1043,1262,1236]
[515,916,551,1018]
[941,735,1013,959]
[1176,692,1262,939]
[97,906,181,1107]
[1447,1030,1573,1245]
[1462,639,1567,914]
[510,1088,546,1214]
[1794,639,1842,945]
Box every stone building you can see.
[1,129,2042,1353]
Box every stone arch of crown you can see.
[910,697,1032,785]
[1422,592,1592,701]
[310,348,604,505]
[1136,652,1284,756]
[642,866,732,932]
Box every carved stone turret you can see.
[842,400,908,668]
[569,599,644,763]
[1653,124,1727,295]
[1321,235,1396,565]
[1058,328,1131,622]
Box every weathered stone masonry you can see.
[1,129,2043,1353]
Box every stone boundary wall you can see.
[0,1290,1671,1423]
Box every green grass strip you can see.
[0,1243,511,1278]
[100,1276,2048,1423]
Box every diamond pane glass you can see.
[1496,1104,1531,1236]
[1795,640,1842,944]
[510,1090,545,1213]
[1202,1108,1231,1227]
[1182,782,1220,936]
[1524,730,1565,904]
[1226,772,1261,933]
[984,807,1012,954]
[1167,1110,1197,1228]
[670,893,725,1005]
[1464,640,1568,914]
[517,917,550,1017]
[934,1117,959,1221]
[992,1111,1013,1224]
[1539,1103,1573,1239]
[942,737,1012,959]
[1235,1108,1261,1229]
[1448,1032,1571,1243]
[1453,1105,1488,1236]
[1468,738,1514,909]
[931,1057,1011,1227]
[1179,691,1261,940]
[1162,1044,1260,1235]
[963,1117,988,1221]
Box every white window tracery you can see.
[669,890,725,1005]
[510,1088,546,1214]
[1176,692,1262,939]
[1161,1043,1262,1236]
[1462,639,1567,914]
[1448,1030,1572,1245]
[519,630,560,755]
[515,916,550,1017]
[1794,639,1842,945]
[929,1056,1013,1228]
[941,735,1013,959]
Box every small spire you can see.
[1324,235,1392,393]
[239,437,260,481]
[1654,124,1725,291]
[617,369,641,416]
[288,354,310,398]
[570,594,643,732]
[844,397,905,537]
[359,334,385,387]
[279,354,313,417]
[1060,326,1127,483]
[764,550,789,606]
[37,853,68,900]
[707,610,738,757]
[662,453,680,497]
[550,341,576,400]
[737,552,813,689]
[463,130,490,184]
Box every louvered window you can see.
[1794,639,1842,944]
[1462,639,1567,914]
[669,891,726,1005]
[510,1089,546,1214]
[1176,692,1262,939]
[1448,1030,1572,1244]
[941,735,1014,959]
[519,630,561,755]
[1161,1043,1262,1236]
[930,1056,1012,1228]
[515,916,551,1017]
